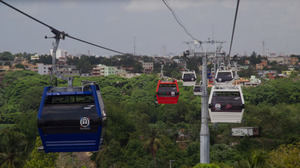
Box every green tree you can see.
[210,144,241,164]
[193,163,220,168]
[94,140,127,168]
[76,56,92,74]
[0,129,28,168]
[238,66,257,78]
[34,55,52,64]
[0,70,299,167]
[0,52,14,61]
[15,64,25,69]
[144,126,162,168]
[249,52,261,65]
[23,138,58,168]
[234,150,268,168]
[267,142,300,168]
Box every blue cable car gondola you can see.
[38,83,106,153]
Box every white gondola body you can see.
[208,85,245,123]
[215,69,234,84]
[193,85,202,96]
[193,84,202,96]
[182,71,197,86]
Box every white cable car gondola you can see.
[182,71,197,86]
[208,85,245,123]
[193,81,202,96]
[215,69,234,83]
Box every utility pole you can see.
[199,50,209,163]
[52,38,59,81]
[186,40,210,163]
[45,30,66,86]
[262,41,265,57]
[133,36,136,56]
[196,39,224,164]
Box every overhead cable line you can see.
[0,0,125,55]
[161,0,200,42]
[66,35,125,55]
[228,0,240,56]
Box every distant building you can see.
[244,60,250,65]
[256,59,268,70]
[27,64,38,72]
[13,57,24,65]
[261,59,268,66]
[142,62,153,73]
[281,70,293,76]
[238,65,249,70]
[288,66,295,71]
[267,56,288,65]
[265,73,275,80]
[56,65,80,77]
[92,64,120,76]
[58,56,67,65]
[30,54,40,61]
[16,59,39,72]
[50,49,70,65]
[38,63,52,75]
[104,66,119,76]
[255,64,264,70]
[50,49,67,59]
[116,68,127,76]
[258,70,277,79]
[92,64,104,76]
[277,74,287,78]
[0,65,10,71]
[38,63,79,77]
[244,76,261,87]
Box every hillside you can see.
[0,71,299,168]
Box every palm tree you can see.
[234,150,269,168]
[0,129,28,168]
[144,128,162,168]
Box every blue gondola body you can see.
[38,85,105,153]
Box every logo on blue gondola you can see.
[80,117,90,130]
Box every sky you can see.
[0,0,300,57]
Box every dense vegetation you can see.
[0,71,299,168]
[0,71,51,168]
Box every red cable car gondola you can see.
[156,80,179,104]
